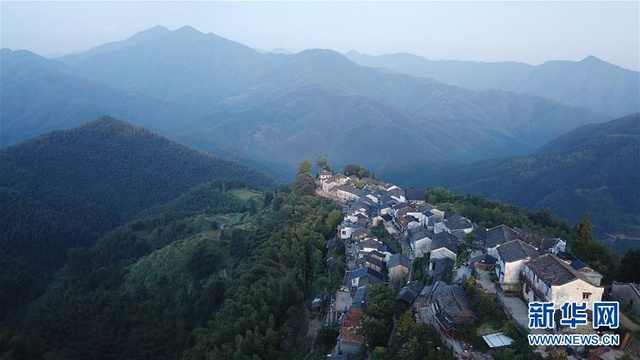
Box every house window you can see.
[582,292,591,300]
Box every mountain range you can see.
[381,114,640,249]
[1,25,617,175]
[346,50,640,118]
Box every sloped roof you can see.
[470,253,497,266]
[347,267,385,282]
[335,185,363,197]
[485,224,521,249]
[525,253,592,287]
[430,257,455,283]
[396,280,423,305]
[388,253,411,269]
[340,307,364,345]
[431,232,458,253]
[405,188,425,202]
[496,239,540,263]
[432,282,476,322]
[352,287,371,308]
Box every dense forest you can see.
[0,117,277,323]
[1,181,344,359]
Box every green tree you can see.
[315,154,331,172]
[619,250,640,283]
[297,159,313,175]
[344,163,370,178]
[292,160,316,197]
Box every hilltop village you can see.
[313,170,639,360]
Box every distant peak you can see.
[345,49,361,56]
[580,55,603,63]
[150,24,170,31]
[174,25,201,34]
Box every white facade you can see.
[522,266,604,311]
[430,247,457,262]
[412,236,433,257]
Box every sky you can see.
[1,1,639,71]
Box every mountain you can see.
[0,116,276,235]
[345,51,640,118]
[0,117,276,319]
[1,26,609,173]
[0,49,187,147]
[381,114,640,245]
[56,25,172,65]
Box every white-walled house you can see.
[494,240,540,291]
[409,227,433,257]
[522,254,604,311]
[429,232,458,262]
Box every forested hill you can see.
[1,116,276,234]
[0,117,276,321]
[381,114,640,245]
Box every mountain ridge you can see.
[346,50,639,117]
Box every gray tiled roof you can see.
[405,189,425,202]
[388,253,411,269]
[525,253,589,287]
[496,240,540,263]
[431,232,458,254]
[485,224,521,249]
[396,280,423,305]
[431,282,476,322]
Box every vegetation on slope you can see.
[384,114,640,248]
[0,118,276,322]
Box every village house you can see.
[429,281,476,337]
[331,185,363,203]
[397,280,424,309]
[409,227,433,257]
[555,252,604,286]
[321,174,348,193]
[351,228,373,242]
[360,177,390,191]
[540,237,567,254]
[338,307,365,354]
[388,253,411,285]
[352,287,371,308]
[356,238,386,255]
[522,253,604,311]
[611,282,640,313]
[385,185,406,203]
[443,213,475,235]
[483,224,522,258]
[405,188,426,204]
[319,170,334,181]
[429,232,458,262]
[494,240,540,292]
[347,267,386,289]
[429,257,456,283]
[356,253,386,273]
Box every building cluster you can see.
[315,170,633,359]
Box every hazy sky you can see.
[2,1,639,71]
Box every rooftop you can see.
[496,239,540,263]
[525,253,592,287]
[485,224,521,249]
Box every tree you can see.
[297,159,313,175]
[344,164,370,178]
[619,250,640,283]
[292,160,316,197]
[315,154,331,172]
